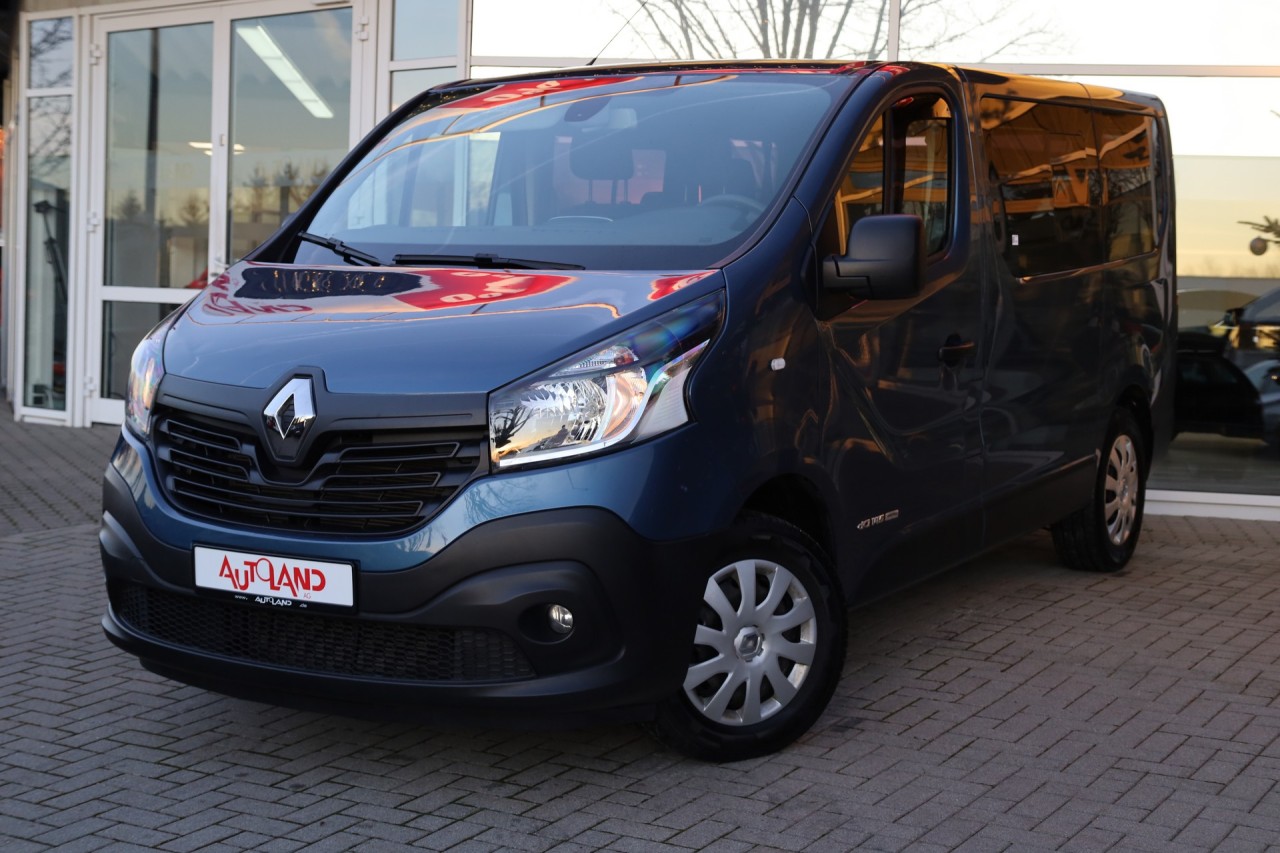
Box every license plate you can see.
[194,546,354,608]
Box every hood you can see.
[163,262,722,394]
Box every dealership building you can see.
[1,0,1278,519]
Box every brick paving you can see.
[3,410,1280,851]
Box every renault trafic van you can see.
[101,61,1174,760]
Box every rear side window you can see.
[823,93,952,257]
[983,98,1102,277]
[1095,111,1157,261]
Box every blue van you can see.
[101,61,1174,760]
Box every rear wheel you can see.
[649,514,846,761]
[1051,408,1147,572]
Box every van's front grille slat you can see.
[152,408,485,535]
[111,582,535,682]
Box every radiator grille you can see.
[152,409,485,535]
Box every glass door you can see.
[228,10,353,264]
[95,20,213,418]
[86,2,355,423]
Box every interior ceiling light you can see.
[235,23,334,120]
[187,141,246,156]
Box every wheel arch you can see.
[1115,385,1154,469]
[739,474,835,565]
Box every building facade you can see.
[2,0,1279,519]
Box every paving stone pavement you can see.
[3,411,1280,852]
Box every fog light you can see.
[548,604,574,634]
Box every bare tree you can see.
[26,19,75,182]
[27,97,73,183]
[629,0,1056,62]
[29,18,74,89]
[115,191,145,222]
[1242,217,1280,256]
[241,165,271,224]
[178,193,209,227]
[1239,113,1280,258]
[489,406,532,453]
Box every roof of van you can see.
[436,60,1164,115]
[453,59,884,85]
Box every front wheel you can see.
[649,514,846,761]
[1051,408,1148,572]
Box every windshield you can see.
[293,72,849,270]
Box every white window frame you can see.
[9,11,80,426]
[375,0,469,121]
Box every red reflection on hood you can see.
[445,76,644,111]
[203,294,313,317]
[648,271,717,302]
[393,269,577,311]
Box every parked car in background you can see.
[1179,285,1280,446]
[1209,286,1280,361]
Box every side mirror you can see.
[822,214,924,300]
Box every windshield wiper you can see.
[297,232,383,266]
[392,252,585,271]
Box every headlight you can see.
[125,314,176,438]
[489,291,723,468]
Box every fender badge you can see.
[857,509,900,531]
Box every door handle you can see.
[938,338,976,367]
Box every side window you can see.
[901,109,950,255]
[821,93,952,257]
[827,113,885,254]
[983,97,1102,277]
[1095,111,1157,261]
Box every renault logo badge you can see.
[264,377,316,440]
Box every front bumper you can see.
[100,436,713,722]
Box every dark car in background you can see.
[1176,289,1280,447]
[101,62,1175,760]
[1210,286,1280,360]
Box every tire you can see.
[1051,408,1147,572]
[649,513,846,761]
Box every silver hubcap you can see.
[1104,434,1140,547]
[684,559,817,727]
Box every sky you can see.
[470,0,1280,158]
[467,0,1280,274]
